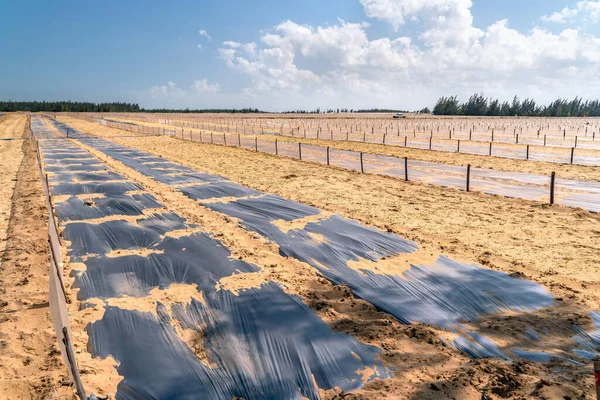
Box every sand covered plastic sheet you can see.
[34,117,391,399]
[44,118,575,366]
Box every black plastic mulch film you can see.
[34,117,388,400]
[40,116,589,398]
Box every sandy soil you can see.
[48,116,600,398]
[0,116,74,400]
[63,115,600,182]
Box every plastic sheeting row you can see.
[46,118,579,365]
[35,118,391,399]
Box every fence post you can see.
[469,129,472,140]
[275,139,278,155]
[363,132,366,142]
[326,146,330,165]
[575,136,578,148]
[211,132,213,144]
[570,147,575,164]
[429,136,432,150]
[255,137,258,151]
[360,152,364,173]
[544,135,547,146]
[298,142,302,159]
[516,133,519,144]
[526,145,530,160]
[62,328,86,400]
[593,359,600,400]
[466,164,471,192]
[457,139,460,153]
[550,171,556,204]
[404,157,408,181]
[404,136,407,147]
[489,142,493,156]
[224,133,227,145]
[383,134,386,144]
[238,133,241,147]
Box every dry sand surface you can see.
[51,116,600,399]
[71,115,600,181]
[0,115,73,400]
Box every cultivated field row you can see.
[63,114,600,213]
[71,112,600,145]
[35,115,600,398]
[68,113,600,168]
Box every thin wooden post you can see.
[516,133,519,144]
[429,136,432,150]
[526,145,530,160]
[360,152,364,173]
[457,139,460,153]
[363,132,366,142]
[255,136,258,151]
[550,172,556,204]
[489,142,493,156]
[404,157,408,181]
[593,359,600,400]
[570,147,575,164]
[383,134,386,144]
[469,129,472,140]
[326,146,330,165]
[575,136,578,148]
[210,132,213,143]
[544,135,547,146]
[275,139,278,155]
[466,164,471,192]
[238,133,241,147]
[298,142,302,159]
[404,136,407,147]
[223,133,227,145]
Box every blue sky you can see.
[1,0,599,110]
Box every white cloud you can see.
[190,79,220,93]
[542,1,600,24]
[138,1,600,110]
[199,29,212,41]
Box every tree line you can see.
[433,94,600,117]
[0,101,141,112]
[146,108,263,113]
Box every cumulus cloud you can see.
[191,79,220,93]
[141,0,600,110]
[542,1,600,24]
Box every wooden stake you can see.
[360,152,364,173]
[570,147,575,164]
[466,164,471,192]
[593,359,600,400]
[404,157,408,181]
[550,172,556,204]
